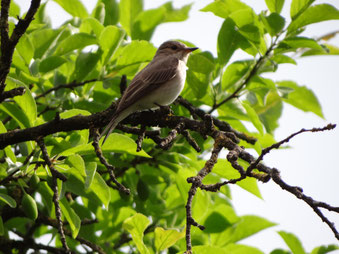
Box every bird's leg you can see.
[154,103,173,115]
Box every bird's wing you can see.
[116,56,179,114]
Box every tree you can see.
[0,0,338,253]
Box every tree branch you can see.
[0,0,41,93]
[0,86,26,103]
[38,214,105,254]
[35,79,97,99]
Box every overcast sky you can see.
[15,0,339,252]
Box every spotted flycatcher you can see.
[100,40,198,144]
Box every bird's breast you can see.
[153,60,187,106]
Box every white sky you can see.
[15,0,339,252]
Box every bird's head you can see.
[155,41,198,62]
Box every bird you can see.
[100,40,198,145]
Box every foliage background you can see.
[1,0,339,253]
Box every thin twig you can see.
[35,79,97,99]
[182,130,201,152]
[158,122,185,150]
[36,137,70,253]
[176,96,256,144]
[0,148,36,186]
[91,128,130,194]
[38,214,104,254]
[270,168,339,240]
[208,35,281,114]
[136,125,146,152]
[246,124,336,175]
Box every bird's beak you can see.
[184,47,199,53]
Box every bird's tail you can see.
[100,112,125,145]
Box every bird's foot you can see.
[154,103,173,115]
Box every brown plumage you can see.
[100,41,198,144]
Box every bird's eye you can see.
[171,45,178,50]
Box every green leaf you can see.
[85,162,97,190]
[154,227,185,251]
[39,56,67,73]
[59,198,81,238]
[0,102,31,128]
[271,249,291,254]
[132,8,165,40]
[0,122,16,162]
[0,193,17,208]
[115,40,156,69]
[55,33,98,56]
[288,4,339,32]
[32,2,51,26]
[162,2,192,22]
[123,213,150,254]
[213,159,262,198]
[137,179,149,201]
[200,0,251,19]
[280,37,324,51]
[21,192,38,220]
[277,81,323,118]
[192,245,228,254]
[224,243,264,254]
[92,2,105,24]
[311,244,339,254]
[80,17,104,38]
[218,99,248,121]
[53,0,88,18]
[102,0,120,26]
[60,133,150,157]
[203,212,231,233]
[278,231,306,254]
[16,34,34,66]
[59,109,91,118]
[66,154,86,177]
[221,60,252,91]
[99,26,125,65]
[71,51,101,81]
[271,54,297,65]
[217,19,239,65]
[89,172,111,208]
[30,28,61,59]
[229,9,263,44]
[119,0,143,36]
[186,70,210,100]
[38,182,54,215]
[188,53,215,74]
[0,217,4,235]
[9,1,20,18]
[6,79,37,127]
[265,0,285,14]
[290,0,315,20]
[302,44,339,56]
[101,133,151,157]
[79,17,104,38]
[242,101,264,135]
[262,13,285,36]
[255,91,283,133]
[227,215,276,243]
